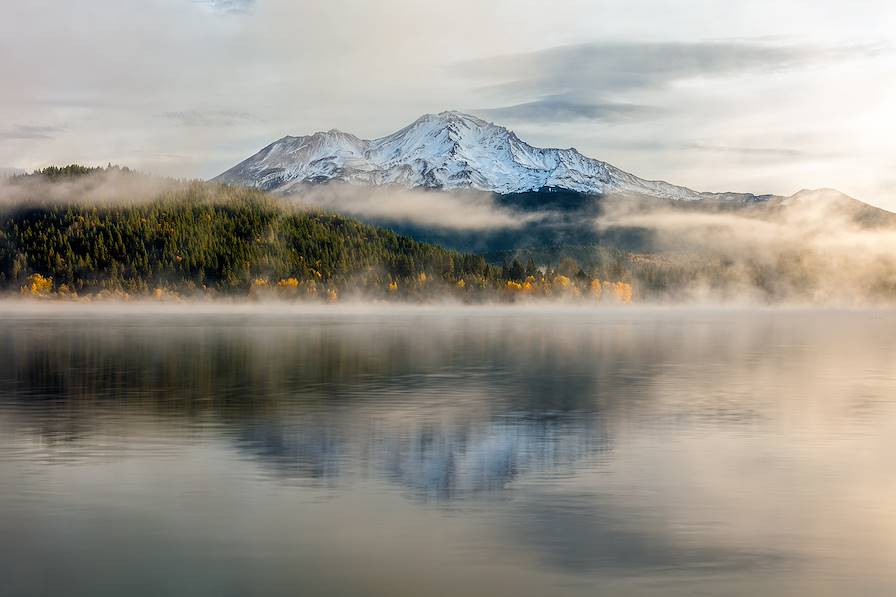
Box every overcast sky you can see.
[2,0,894,207]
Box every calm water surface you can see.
[2,305,896,596]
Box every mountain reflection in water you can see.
[2,306,896,597]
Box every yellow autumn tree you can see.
[22,273,53,297]
[522,276,536,293]
[277,277,299,289]
[590,279,603,301]
[249,277,270,299]
[271,277,298,298]
[613,282,633,304]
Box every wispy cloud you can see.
[684,143,810,158]
[0,124,64,140]
[159,110,256,127]
[475,95,655,124]
[195,0,255,14]
[295,184,544,231]
[596,189,896,302]
[0,167,25,178]
[463,41,883,124]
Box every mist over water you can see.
[2,306,896,596]
[598,191,896,304]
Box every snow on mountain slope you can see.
[214,111,766,201]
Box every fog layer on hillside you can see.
[3,169,896,305]
[597,190,896,304]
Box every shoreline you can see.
[0,298,894,318]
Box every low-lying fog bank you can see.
[0,298,893,319]
[4,167,896,306]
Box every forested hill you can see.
[0,179,490,298]
[0,167,634,302]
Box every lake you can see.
[1,304,895,596]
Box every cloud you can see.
[0,167,25,178]
[586,139,820,161]
[0,168,180,206]
[0,124,64,140]
[475,94,655,123]
[293,184,544,231]
[464,41,881,95]
[195,0,255,14]
[596,191,896,303]
[1,1,893,202]
[464,41,882,123]
[876,178,896,197]
[159,110,256,127]
[684,142,810,158]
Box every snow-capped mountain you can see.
[214,111,766,201]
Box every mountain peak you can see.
[406,111,494,133]
[213,111,764,201]
[306,129,361,141]
[434,110,487,122]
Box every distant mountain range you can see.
[213,111,894,262]
[214,111,773,202]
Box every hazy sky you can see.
[2,0,894,207]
